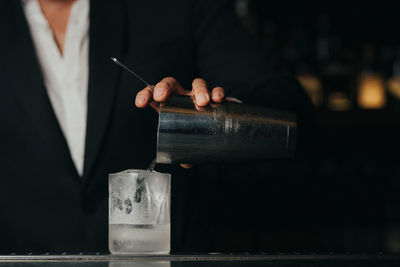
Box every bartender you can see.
[0,0,313,253]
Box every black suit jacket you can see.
[0,0,313,253]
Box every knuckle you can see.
[137,90,146,97]
[139,89,151,97]
[193,78,206,86]
[212,87,225,95]
[195,86,208,94]
[163,77,177,85]
[193,77,205,84]
[193,84,208,93]
[159,78,176,89]
[155,81,169,91]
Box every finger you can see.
[192,78,210,106]
[153,77,186,102]
[193,102,207,111]
[135,86,154,108]
[180,163,193,169]
[211,87,225,103]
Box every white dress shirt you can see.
[22,0,90,176]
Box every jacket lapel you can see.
[83,0,127,178]
[0,0,128,180]
[0,0,80,178]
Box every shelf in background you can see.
[317,110,400,128]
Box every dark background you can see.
[185,1,400,253]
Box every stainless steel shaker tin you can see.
[156,95,297,164]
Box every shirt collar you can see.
[22,0,89,28]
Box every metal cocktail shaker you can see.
[156,95,297,164]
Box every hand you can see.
[135,77,225,168]
[135,77,225,111]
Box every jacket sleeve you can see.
[192,0,315,153]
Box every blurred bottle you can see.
[316,14,332,66]
[295,27,323,108]
[316,14,352,111]
[357,44,386,109]
[386,46,400,109]
[327,91,352,111]
[358,73,386,109]
[297,72,324,108]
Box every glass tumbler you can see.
[109,169,171,254]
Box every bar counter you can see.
[1,254,400,266]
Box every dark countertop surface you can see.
[1,254,400,266]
